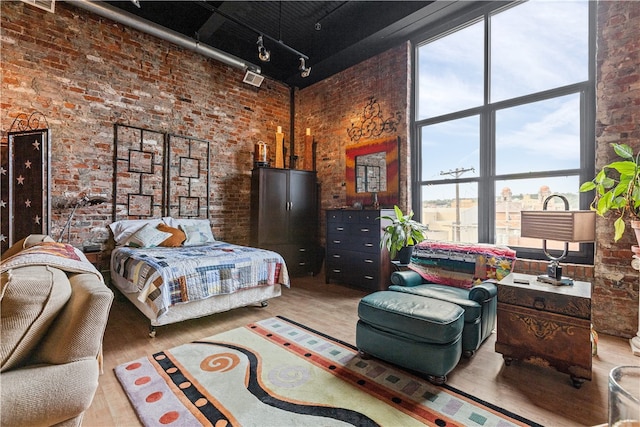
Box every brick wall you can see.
[593,1,640,337]
[295,44,411,242]
[0,1,290,246]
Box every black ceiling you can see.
[103,1,484,88]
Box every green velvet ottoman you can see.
[356,290,464,384]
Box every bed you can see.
[109,217,289,336]
[109,125,289,336]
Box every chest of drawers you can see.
[325,209,392,291]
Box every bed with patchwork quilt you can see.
[109,218,289,336]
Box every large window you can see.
[414,0,594,263]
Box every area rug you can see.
[115,316,542,427]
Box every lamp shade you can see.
[520,210,596,242]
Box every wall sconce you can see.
[257,35,270,62]
[299,57,311,78]
[520,194,595,285]
[57,195,108,243]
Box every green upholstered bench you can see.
[356,290,464,385]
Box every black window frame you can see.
[410,0,596,264]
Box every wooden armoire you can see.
[250,168,319,276]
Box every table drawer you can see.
[497,284,591,320]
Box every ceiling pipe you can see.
[68,0,261,73]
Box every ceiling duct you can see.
[20,0,55,13]
[67,0,260,74]
[243,70,264,88]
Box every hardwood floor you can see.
[84,273,639,426]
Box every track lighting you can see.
[257,35,270,62]
[299,57,311,78]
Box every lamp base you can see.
[537,274,574,286]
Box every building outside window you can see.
[413,0,594,263]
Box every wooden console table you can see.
[495,273,592,388]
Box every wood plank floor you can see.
[83,273,639,426]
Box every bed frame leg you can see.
[149,325,157,338]
[260,301,268,308]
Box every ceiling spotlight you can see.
[299,57,311,78]
[130,0,141,8]
[257,35,270,62]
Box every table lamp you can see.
[520,194,595,285]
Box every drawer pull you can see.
[533,297,546,310]
[364,243,373,247]
[332,269,342,273]
[364,259,373,263]
[298,248,306,252]
[333,240,341,244]
[298,262,307,266]
[332,254,341,258]
[360,228,370,232]
[336,227,344,231]
[364,275,374,280]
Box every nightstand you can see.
[83,250,104,271]
[495,273,592,388]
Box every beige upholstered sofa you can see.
[1,235,113,427]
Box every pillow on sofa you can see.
[126,223,173,248]
[1,265,72,372]
[1,234,54,260]
[408,240,516,289]
[157,223,186,247]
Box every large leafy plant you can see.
[379,205,428,258]
[579,143,640,242]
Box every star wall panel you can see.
[2,129,50,253]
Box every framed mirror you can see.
[345,136,399,208]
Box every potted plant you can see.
[379,205,428,264]
[579,143,640,243]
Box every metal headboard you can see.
[112,124,211,222]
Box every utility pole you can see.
[440,167,475,241]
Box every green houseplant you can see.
[379,205,428,263]
[579,143,640,242]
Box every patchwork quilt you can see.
[409,240,516,289]
[111,241,289,318]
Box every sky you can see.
[416,0,589,201]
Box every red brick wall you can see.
[593,1,640,337]
[295,44,411,242]
[0,1,290,246]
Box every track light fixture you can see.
[257,35,270,62]
[299,57,311,78]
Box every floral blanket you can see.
[111,241,289,318]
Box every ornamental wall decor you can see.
[2,112,51,253]
[347,97,401,142]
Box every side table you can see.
[495,273,592,388]
[83,250,104,271]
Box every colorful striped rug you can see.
[115,316,542,427]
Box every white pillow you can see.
[126,223,173,248]
[180,221,215,246]
[109,218,164,246]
